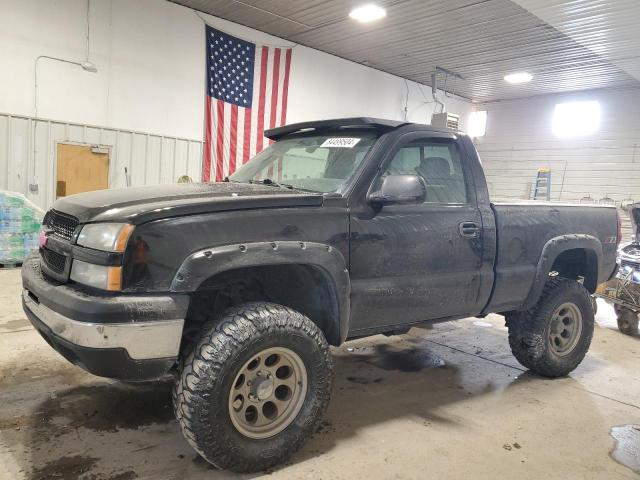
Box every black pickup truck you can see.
[22,118,619,472]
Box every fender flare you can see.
[170,241,351,344]
[523,234,602,310]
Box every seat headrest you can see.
[419,157,450,178]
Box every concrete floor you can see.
[0,268,639,480]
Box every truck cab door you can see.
[348,134,487,334]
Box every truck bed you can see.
[486,201,618,313]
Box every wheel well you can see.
[550,248,598,293]
[182,264,341,351]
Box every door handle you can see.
[459,221,481,238]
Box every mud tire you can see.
[173,302,333,473]
[616,307,639,336]
[507,277,594,377]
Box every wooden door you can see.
[56,144,109,198]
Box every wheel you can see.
[507,277,594,377]
[616,307,639,336]
[173,302,333,472]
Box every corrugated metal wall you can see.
[475,87,640,240]
[0,113,203,210]
[476,88,640,204]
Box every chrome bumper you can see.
[22,289,184,360]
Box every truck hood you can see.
[51,182,324,224]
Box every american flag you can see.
[202,25,293,182]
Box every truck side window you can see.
[383,141,468,204]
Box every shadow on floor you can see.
[1,326,608,479]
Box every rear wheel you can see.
[173,302,333,472]
[507,277,594,377]
[616,307,639,336]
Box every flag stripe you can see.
[229,104,238,175]
[280,48,292,126]
[269,48,281,134]
[262,47,273,150]
[274,49,286,130]
[256,46,269,154]
[203,95,213,181]
[236,107,245,168]
[242,107,252,165]
[215,99,224,181]
[222,101,231,179]
[249,46,263,159]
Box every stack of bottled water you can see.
[0,191,44,266]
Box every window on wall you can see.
[467,110,487,138]
[552,101,601,138]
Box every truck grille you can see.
[43,210,79,241]
[41,248,67,274]
[621,260,640,271]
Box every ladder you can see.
[531,168,551,201]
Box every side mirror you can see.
[368,174,426,206]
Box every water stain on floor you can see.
[43,381,175,433]
[29,455,98,480]
[0,381,174,439]
[346,376,383,385]
[364,345,446,372]
[610,424,640,474]
[0,361,85,389]
[0,318,31,332]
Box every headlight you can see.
[73,223,133,291]
[77,223,133,252]
[70,260,122,291]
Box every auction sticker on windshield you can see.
[321,138,361,148]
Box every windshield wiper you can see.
[247,178,294,189]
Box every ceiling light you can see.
[349,4,386,23]
[504,72,532,84]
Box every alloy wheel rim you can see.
[228,346,307,439]
[548,302,583,356]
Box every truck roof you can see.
[264,117,456,140]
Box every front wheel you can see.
[616,307,639,336]
[173,302,333,472]
[507,277,594,377]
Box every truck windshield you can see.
[229,133,378,193]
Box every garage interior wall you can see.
[0,114,203,209]
[0,0,472,209]
[476,87,640,204]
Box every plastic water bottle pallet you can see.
[0,262,22,268]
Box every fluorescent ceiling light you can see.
[552,100,601,138]
[349,4,386,23]
[504,72,532,84]
[468,110,487,138]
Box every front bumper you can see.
[21,255,188,380]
